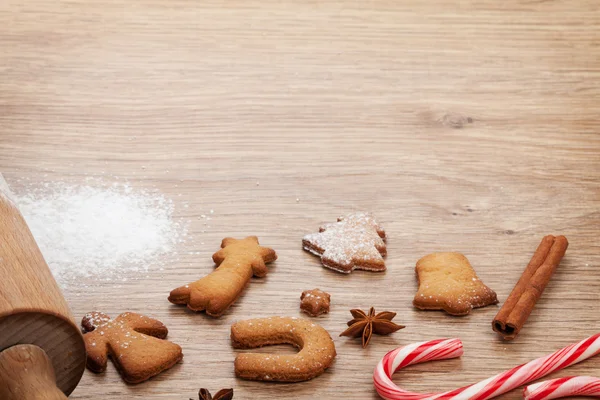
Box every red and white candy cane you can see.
[373,333,600,400]
[523,376,600,400]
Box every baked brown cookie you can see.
[302,212,386,273]
[300,288,331,317]
[82,311,183,383]
[413,252,498,316]
[231,317,336,382]
[169,236,277,317]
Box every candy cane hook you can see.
[373,334,600,400]
[523,376,600,400]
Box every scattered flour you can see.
[14,180,186,287]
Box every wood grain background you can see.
[1,1,599,398]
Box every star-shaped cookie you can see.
[300,288,331,317]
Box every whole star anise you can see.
[340,307,405,348]
[196,388,233,400]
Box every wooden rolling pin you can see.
[0,174,86,399]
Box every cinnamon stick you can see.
[492,235,568,340]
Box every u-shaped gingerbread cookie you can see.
[231,317,336,382]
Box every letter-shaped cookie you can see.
[169,236,277,317]
[82,311,183,383]
[231,316,336,382]
[413,252,498,316]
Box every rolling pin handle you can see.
[0,344,68,400]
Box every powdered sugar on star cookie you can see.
[300,288,331,316]
[302,212,386,273]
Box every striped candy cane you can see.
[523,376,600,400]
[373,334,600,400]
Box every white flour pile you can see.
[15,181,185,287]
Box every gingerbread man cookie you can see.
[231,317,336,382]
[413,252,498,316]
[82,311,183,383]
[302,212,386,273]
[169,236,277,317]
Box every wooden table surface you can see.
[1,1,600,399]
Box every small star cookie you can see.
[300,288,331,317]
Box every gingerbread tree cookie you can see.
[82,311,183,383]
[302,212,386,273]
[169,236,277,317]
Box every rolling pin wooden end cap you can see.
[0,344,68,400]
[0,313,86,397]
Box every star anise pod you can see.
[197,388,233,400]
[340,307,405,348]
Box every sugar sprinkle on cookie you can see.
[300,288,331,317]
[302,212,386,274]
